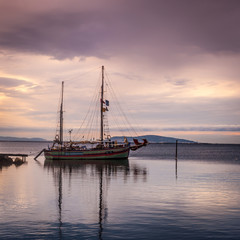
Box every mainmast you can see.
[59,81,64,145]
[100,66,104,144]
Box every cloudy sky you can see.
[0,0,240,143]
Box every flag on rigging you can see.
[102,107,109,112]
[105,100,109,106]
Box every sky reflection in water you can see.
[0,142,240,239]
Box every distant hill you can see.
[0,136,47,142]
[112,135,196,143]
[0,135,195,143]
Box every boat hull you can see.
[44,146,130,160]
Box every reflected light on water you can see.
[1,142,240,239]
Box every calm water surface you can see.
[1,142,240,239]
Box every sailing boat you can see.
[44,66,147,160]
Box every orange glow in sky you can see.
[0,1,240,143]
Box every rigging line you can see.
[111,112,134,137]
[104,85,134,137]
[79,78,101,140]
[104,72,131,125]
[85,91,101,140]
[107,80,143,136]
[61,66,100,141]
[72,71,102,141]
[109,81,141,136]
[105,91,130,134]
[105,73,139,136]
[61,66,101,84]
[73,91,100,141]
[103,74,133,137]
[110,90,138,136]
[74,91,98,141]
[102,87,110,138]
[110,113,131,137]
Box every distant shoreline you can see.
[0,140,239,145]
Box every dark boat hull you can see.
[44,146,130,160]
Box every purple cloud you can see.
[0,0,239,60]
[0,77,30,87]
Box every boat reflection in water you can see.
[44,159,147,239]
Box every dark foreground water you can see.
[1,142,240,239]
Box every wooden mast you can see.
[59,81,64,145]
[100,66,104,144]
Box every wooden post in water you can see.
[175,140,178,160]
[175,140,178,179]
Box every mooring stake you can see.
[34,149,45,160]
[175,140,178,160]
